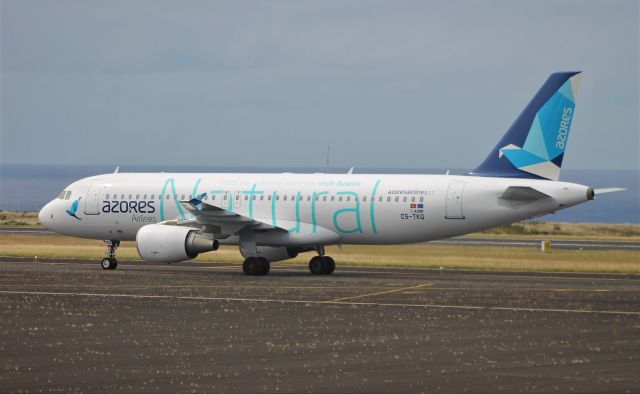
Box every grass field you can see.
[2,233,638,274]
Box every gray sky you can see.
[2,0,638,170]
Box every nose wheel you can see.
[101,240,119,270]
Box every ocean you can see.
[1,164,638,224]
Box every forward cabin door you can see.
[445,182,466,219]
[84,181,107,215]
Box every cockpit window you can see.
[64,191,72,200]
[58,191,66,199]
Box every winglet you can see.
[188,192,207,210]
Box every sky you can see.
[1,0,638,171]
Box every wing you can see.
[175,195,340,247]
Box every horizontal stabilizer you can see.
[594,187,626,195]
[500,186,551,201]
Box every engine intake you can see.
[136,224,218,263]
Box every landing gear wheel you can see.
[258,257,270,275]
[101,240,120,270]
[101,258,117,270]
[323,256,335,275]
[243,257,270,276]
[309,256,335,275]
[309,256,324,275]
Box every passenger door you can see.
[84,181,107,215]
[445,182,465,219]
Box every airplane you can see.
[38,71,624,275]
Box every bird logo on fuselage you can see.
[66,198,82,220]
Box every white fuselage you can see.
[39,172,591,245]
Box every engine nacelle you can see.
[244,246,300,262]
[136,224,218,263]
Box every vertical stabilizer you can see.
[471,72,582,180]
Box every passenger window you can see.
[379,196,383,202]
[276,195,280,201]
[244,195,248,200]
[331,196,335,201]
[223,195,227,200]
[260,195,264,201]
[411,197,416,202]
[323,196,327,201]
[252,195,256,200]
[395,196,399,202]
[150,194,154,200]
[166,194,170,200]
[181,194,185,200]
[347,196,351,201]
[136,194,140,199]
[339,196,343,202]
[403,197,407,202]
[105,194,110,199]
[121,194,125,199]
[387,197,391,202]
[420,197,424,202]
[283,195,288,201]
[212,195,216,200]
[268,195,272,201]
[363,196,366,202]
[307,196,311,201]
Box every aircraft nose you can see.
[38,201,54,228]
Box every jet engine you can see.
[136,224,219,263]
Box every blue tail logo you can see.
[472,72,582,181]
[65,198,82,220]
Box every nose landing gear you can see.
[101,240,119,270]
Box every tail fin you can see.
[471,71,582,181]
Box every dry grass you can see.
[2,211,639,241]
[0,211,40,227]
[1,234,638,274]
[478,221,640,241]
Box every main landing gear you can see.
[309,246,335,275]
[242,256,270,276]
[101,240,119,270]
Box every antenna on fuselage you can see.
[326,145,330,173]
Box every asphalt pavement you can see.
[1,258,638,393]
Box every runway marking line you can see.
[2,290,639,316]
[326,283,433,303]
